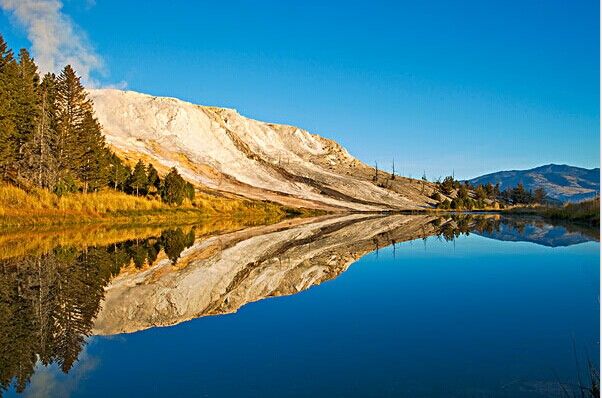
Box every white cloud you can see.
[0,0,103,87]
[24,342,99,398]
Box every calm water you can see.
[1,214,599,397]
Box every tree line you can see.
[112,158,195,205]
[432,175,547,210]
[0,36,194,204]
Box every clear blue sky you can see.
[1,0,599,179]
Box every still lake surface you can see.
[1,214,599,397]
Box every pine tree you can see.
[484,182,495,199]
[441,176,455,195]
[55,65,93,189]
[475,185,487,201]
[511,183,527,204]
[457,184,469,200]
[0,35,19,177]
[534,187,546,204]
[160,167,186,205]
[146,163,160,193]
[128,160,148,196]
[77,112,108,193]
[108,153,130,191]
[54,65,111,192]
[14,49,40,175]
[29,74,58,188]
[185,181,195,201]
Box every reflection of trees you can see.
[432,215,502,242]
[161,228,196,264]
[0,227,195,395]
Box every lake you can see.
[1,214,599,397]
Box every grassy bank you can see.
[0,215,297,260]
[0,184,322,227]
[504,198,600,226]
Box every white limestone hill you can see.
[89,89,436,211]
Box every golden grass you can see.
[0,184,323,227]
[0,185,164,213]
[0,224,165,260]
[0,185,170,226]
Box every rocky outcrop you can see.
[89,89,437,211]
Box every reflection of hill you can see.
[474,217,598,247]
[478,223,590,247]
[93,214,440,335]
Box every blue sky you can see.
[1,0,599,179]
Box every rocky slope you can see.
[467,164,599,203]
[89,89,436,211]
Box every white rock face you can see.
[89,89,435,211]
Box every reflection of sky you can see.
[18,341,99,398]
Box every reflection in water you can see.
[0,227,196,396]
[0,214,597,396]
[475,216,598,247]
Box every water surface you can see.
[1,214,599,397]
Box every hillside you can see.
[89,89,437,212]
[467,164,599,203]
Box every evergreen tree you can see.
[77,112,108,192]
[55,65,93,190]
[14,49,40,178]
[437,198,451,209]
[185,181,195,201]
[160,167,187,205]
[21,73,58,188]
[431,192,442,202]
[128,160,148,196]
[146,163,160,193]
[511,183,532,204]
[0,35,19,177]
[457,184,469,200]
[534,187,546,204]
[484,182,495,199]
[475,185,487,201]
[441,176,455,195]
[108,153,130,191]
[160,228,195,264]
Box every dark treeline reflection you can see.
[431,214,502,241]
[431,214,598,245]
[0,227,195,395]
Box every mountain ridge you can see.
[467,163,599,203]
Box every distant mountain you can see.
[467,164,599,203]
